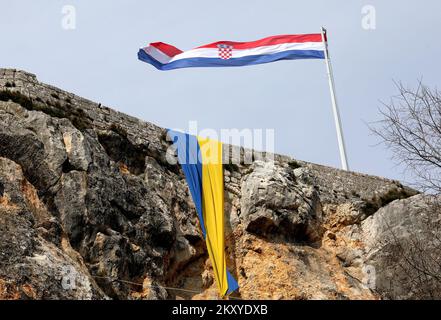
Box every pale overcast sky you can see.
[1,0,440,185]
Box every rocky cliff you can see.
[0,68,436,300]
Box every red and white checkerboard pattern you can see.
[218,44,233,60]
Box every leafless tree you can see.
[371,81,441,193]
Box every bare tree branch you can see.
[370,81,441,193]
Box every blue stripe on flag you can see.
[226,270,239,295]
[167,130,206,237]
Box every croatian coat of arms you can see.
[217,44,233,60]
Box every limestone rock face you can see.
[0,157,105,299]
[362,195,441,299]
[240,161,323,242]
[1,68,434,300]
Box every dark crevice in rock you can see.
[109,123,128,138]
[224,163,240,173]
[67,217,87,249]
[97,130,147,176]
[288,160,302,169]
[0,89,34,110]
[109,199,141,221]
[246,216,313,244]
[5,81,16,88]
[361,185,418,217]
[148,221,176,249]
[61,158,76,174]
[183,234,203,246]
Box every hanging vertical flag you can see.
[138,34,325,70]
[168,130,239,297]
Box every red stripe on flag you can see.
[196,34,323,50]
[150,42,183,57]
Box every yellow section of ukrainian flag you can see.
[197,136,229,296]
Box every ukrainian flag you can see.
[168,130,239,297]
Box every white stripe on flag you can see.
[144,46,172,64]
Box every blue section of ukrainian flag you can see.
[168,130,206,237]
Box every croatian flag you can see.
[138,33,326,71]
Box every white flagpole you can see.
[320,26,349,171]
